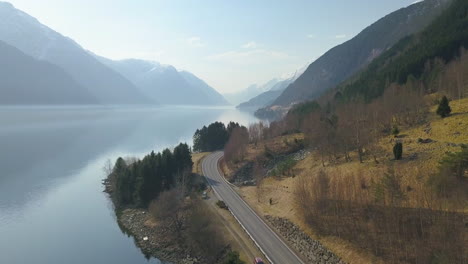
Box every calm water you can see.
[0,105,258,264]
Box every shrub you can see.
[222,251,245,264]
[216,200,229,210]
[436,96,452,118]
[393,142,403,160]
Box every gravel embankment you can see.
[265,215,346,264]
[118,209,199,264]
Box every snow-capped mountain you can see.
[0,1,149,104]
[0,2,228,106]
[97,57,229,105]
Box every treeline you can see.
[339,0,468,102]
[193,121,246,152]
[109,143,193,208]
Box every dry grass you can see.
[192,152,210,174]
[235,97,468,263]
[194,152,267,263]
[238,177,384,264]
[203,188,266,263]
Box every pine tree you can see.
[393,142,403,160]
[436,96,452,118]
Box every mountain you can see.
[236,90,285,111]
[0,2,149,104]
[178,71,229,105]
[237,64,308,110]
[223,79,281,105]
[0,40,97,104]
[97,57,228,105]
[338,0,468,102]
[264,0,452,110]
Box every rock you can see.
[265,215,345,264]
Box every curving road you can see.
[202,152,305,264]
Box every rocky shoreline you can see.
[265,215,346,264]
[117,208,200,264]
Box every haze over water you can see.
[0,105,258,264]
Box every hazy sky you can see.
[7,0,419,93]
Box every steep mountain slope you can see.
[98,57,228,105]
[0,40,97,104]
[223,79,281,105]
[0,2,149,104]
[269,0,452,108]
[236,90,284,110]
[237,78,295,110]
[178,71,230,105]
[237,64,308,110]
[339,0,468,101]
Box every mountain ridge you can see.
[260,0,452,115]
[0,1,152,104]
[0,40,97,104]
[97,56,229,106]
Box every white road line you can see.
[201,152,306,264]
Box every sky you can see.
[7,0,420,93]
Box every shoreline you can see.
[116,208,200,264]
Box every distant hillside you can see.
[267,0,452,109]
[178,71,230,105]
[223,79,281,105]
[237,78,294,110]
[0,40,97,104]
[98,57,228,105]
[0,2,149,104]
[237,90,284,111]
[237,64,308,110]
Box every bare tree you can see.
[149,188,184,236]
[186,201,227,263]
[224,127,249,165]
[102,159,113,176]
[248,122,266,145]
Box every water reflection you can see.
[0,105,257,264]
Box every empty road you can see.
[202,152,305,264]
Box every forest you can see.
[339,0,468,102]
[193,121,247,152]
[107,143,193,208]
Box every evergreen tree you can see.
[110,142,194,208]
[393,142,403,160]
[436,96,452,118]
[192,122,231,152]
[161,148,175,189]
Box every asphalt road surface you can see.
[202,152,305,264]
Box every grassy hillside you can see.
[223,2,468,258]
[231,97,467,264]
[229,2,468,263]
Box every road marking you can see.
[201,152,306,264]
